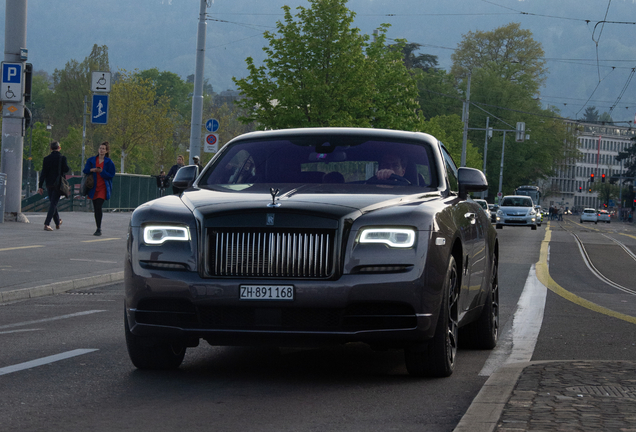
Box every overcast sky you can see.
[1,0,635,123]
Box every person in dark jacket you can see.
[83,141,116,236]
[166,155,185,195]
[37,141,69,231]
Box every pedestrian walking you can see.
[83,142,116,236]
[37,141,69,231]
[167,155,185,195]
[558,206,564,221]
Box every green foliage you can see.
[137,68,193,118]
[23,122,53,173]
[416,69,463,120]
[101,70,175,174]
[233,0,423,131]
[49,44,110,136]
[420,115,482,169]
[451,23,547,93]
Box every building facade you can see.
[543,121,635,212]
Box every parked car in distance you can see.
[124,127,500,378]
[597,209,611,223]
[495,195,537,230]
[474,199,491,222]
[580,208,598,224]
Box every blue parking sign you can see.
[1,62,23,102]
[91,94,109,124]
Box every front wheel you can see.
[531,225,537,230]
[125,310,186,370]
[496,224,503,230]
[405,256,458,378]
[461,253,499,349]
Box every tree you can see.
[101,70,175,174]
[449,24,575,198]
[49,45,110,136]
[137,68,193,118]
[233,0,423,130]
[582,106,599,123]
[416,69,463,120]
[421,114,482,169]
[451,22,547,95]
[616,136,636,179]
[398,42,438,72]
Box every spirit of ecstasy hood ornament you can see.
[268,188,281,208]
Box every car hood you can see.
[183,184,440,216]
[498,205,532,213]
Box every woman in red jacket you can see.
[83,142,116,236]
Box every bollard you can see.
[0,173,6,223]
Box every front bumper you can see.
[124,261,441,348]
[496,214,536,226]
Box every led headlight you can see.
[358,228,416,248]
[143,225,190,245]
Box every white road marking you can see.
[0,349,98,376]
[479,264,547,376]
[70,259,118,264]
[0,328,42,335]
[0,310,106,330]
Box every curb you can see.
[0,271,124,305]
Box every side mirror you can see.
[172,165,198,190]
[458,167,488,200]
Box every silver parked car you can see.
[474,199,491,222]
[496,195,537,230]
[580,208,598,224]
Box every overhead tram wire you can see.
[609,68,636,115]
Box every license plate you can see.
[240,285,294,301]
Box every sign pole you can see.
[0,1,28,222]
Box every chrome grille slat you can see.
[209,229,334,278]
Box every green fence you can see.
[21,174,166,213]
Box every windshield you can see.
[501,197,533,207]
[199,135,439,189]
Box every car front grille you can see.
[207,229,336,278]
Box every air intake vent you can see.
[208,229,335,278]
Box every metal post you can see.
[81,95,87,169]
[188,0,208,165]
[481,117,489,199]
[460,71,471,167]
[0,0,28,221]
[498,131,507,198]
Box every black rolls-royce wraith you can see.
[124,127,499,377]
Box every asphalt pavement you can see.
[1,212,635,432]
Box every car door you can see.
[442,147,483,312]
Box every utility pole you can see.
[481,117,490,199]
[460,71,471,167]
[81,95,87,169]
[188,0,209,165]
[0,0,28,222]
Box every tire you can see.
[531,225,537,230]
[496,224,503,230]
[125,309,186,370]
[594,221,597,224]
[461,253,499,349]
[405,256,458,378]
[580,219,583,223]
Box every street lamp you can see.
[46,121,53,141]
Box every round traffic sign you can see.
[205,118,219,133]
[206,133,217,145]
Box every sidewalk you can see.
[454,360,636,432]
[0,211,130,304]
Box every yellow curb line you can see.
[81,238,122,243]
[0,245,45,252]
[536,225,636,325]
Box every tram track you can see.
[558,221,636,296]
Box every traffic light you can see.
[588,188,592,193]
[601,174,606,183]
[579,186,582,193]
[590,173,595,182]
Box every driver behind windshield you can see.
[376,153,407,180]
